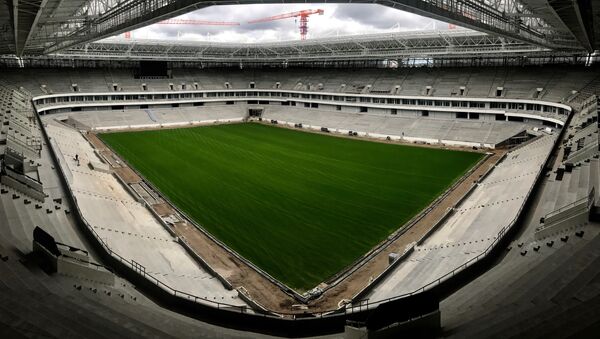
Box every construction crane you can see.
[248,9,324,40]
[124,19,239,39]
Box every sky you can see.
[121,4,451,43]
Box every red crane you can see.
[124,19,240,39]
[248,9,324,40]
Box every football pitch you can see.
[99,123,483,291]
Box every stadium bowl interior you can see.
[1,1,600,338]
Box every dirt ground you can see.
[88,127,506,314]
[86,132,107,151]
[113,167,141,184]
[152,203,173,216]
[173,220,298,311]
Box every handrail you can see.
[60,253,112,272]
[544,195,589,220]
[544,186,595,219]
[31,87,572,130]
[566,140,599,161]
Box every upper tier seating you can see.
[2,66,596,103]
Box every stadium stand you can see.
[436,96,600,337]
[362,132,556,301]
[0,66,595,101]
[261,106,526,147]
[3,0,600,332]
[57,106,247,131]
[1,64,600,337]
[0,242,269,339]
[44,119,247,306]
[442,225,600,338]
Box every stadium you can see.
[0,0,600,338]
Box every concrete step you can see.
[0,298,56,339]
[447,230,566,307]
[0,261,171,339]
[443,230,600,336]
[550,236,600,305]
[13,260,176,336]
[590,159,599,197]
[530,234,600,305]
[566,167,581,199]
[0,284,103,339]
[487,240,579,303]
[446,233,586,321]
[568,317,600,339]
[539,180,562,216]
[448,299,548,338]
[446,249,546,318]
[516,293,600,339]
[497,233,596,305]
[457,291,599,338]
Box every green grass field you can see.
[100,123,482,291]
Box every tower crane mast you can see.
[248,9,324,40]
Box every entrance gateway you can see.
[248,107,264,117]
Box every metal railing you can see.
[60,253,112,273]
[536,186,595,234]
[544,195,589,221]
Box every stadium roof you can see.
[55,29,553,62]
[0,0,597,58]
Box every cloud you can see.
[120,4,450,42]
[333,4,436,30]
